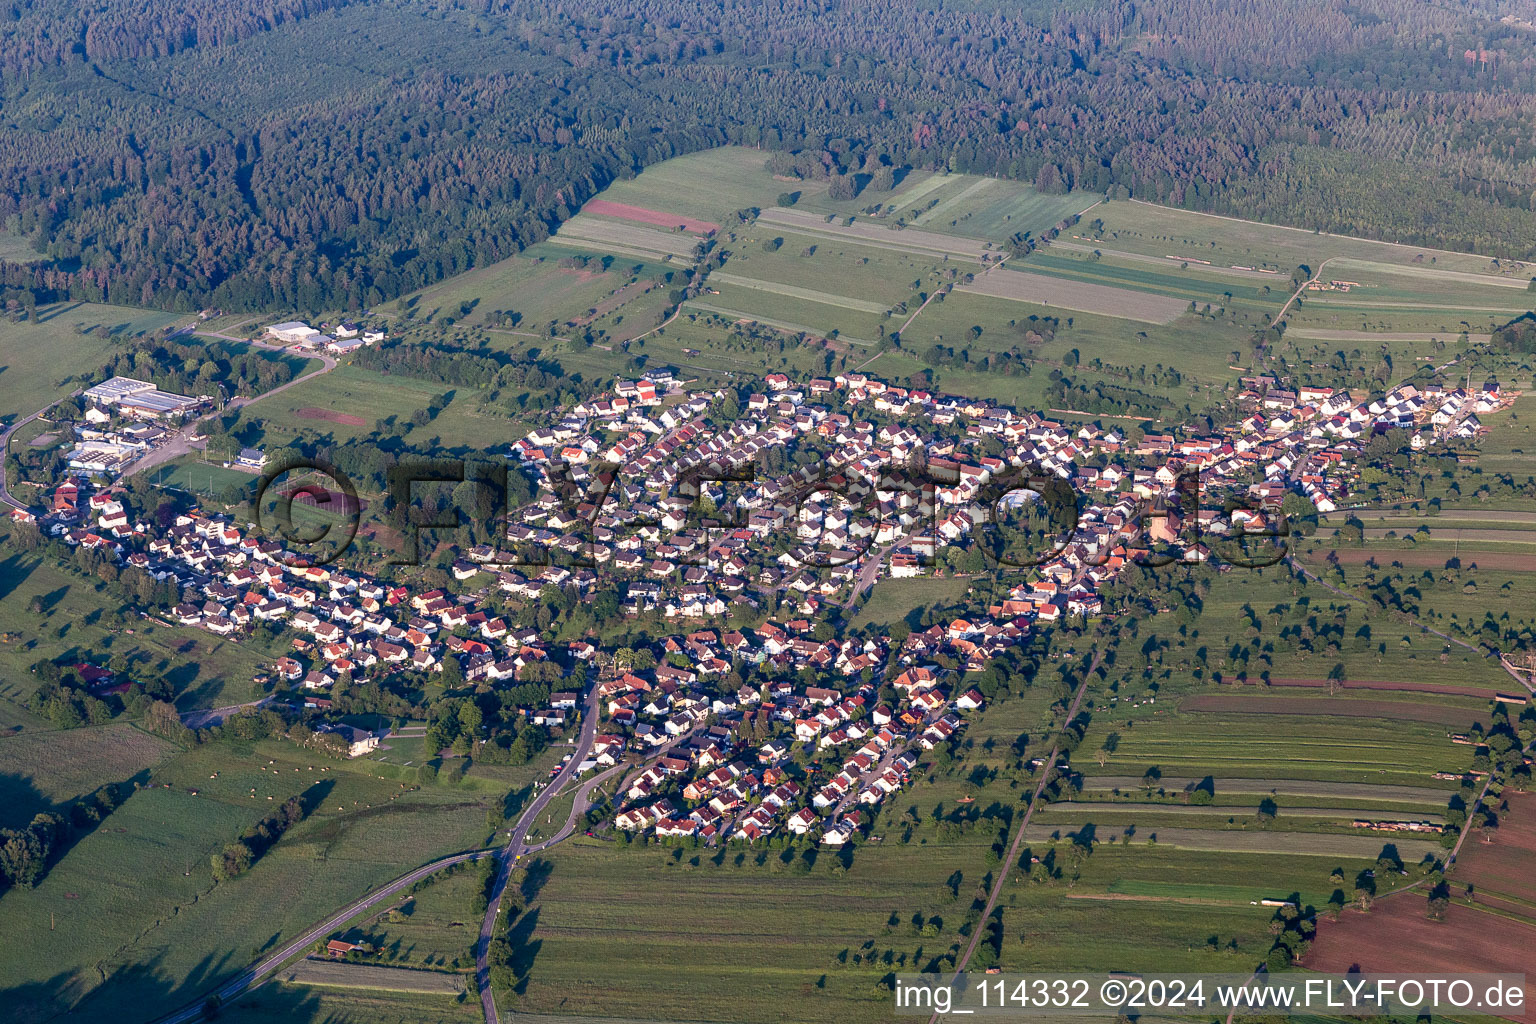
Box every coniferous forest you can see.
[5,0,1536,313]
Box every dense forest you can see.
[4,0,1536,312]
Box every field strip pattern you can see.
[1021,824,1442,860]
[708,272,891,314]
[1035,803,1445,822]
[887,171,954,211]
[1286,328,1492,342]
[544,235,694,267]
[554,216,699,259]
[1328,256,1532,289]
[910,176,998,226]
[756,207,990,259]
[956,265,1188,323]
[1076,776,1453,803]
[1306,297,1533,313]
[1328,508,1536,524]
[1050,240,1283,281]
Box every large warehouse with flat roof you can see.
[83,376,202,420]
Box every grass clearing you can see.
[851,575,972,628]
[0,723,173,829]
[0,302,184,422]
[236,363,510,453]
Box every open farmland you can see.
[510,828,1002,1024]
[0,546,289,710]
[1034,801,1445,823]
[235,363,514,453]
[1453,789,1536,909]
[400,253,673,332]
[956,265,1190,323]
[706,272,891,315]
[347,862,487,967]
[1015,249,1285,316]
[1091,198,1530,279]
[217,985,484,1024]
[582,199,719,235]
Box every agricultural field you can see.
[1011,248,1286,319]
[850,575,972,629]
[904,176,1098,240]
[1303,894,1536,1020]
[1077,776,1454,807]
[547,214,704,265]
[1075,709,1472,786]
[957,264,1192,324]
[755,206,994,261]
[1178,692,1491,729]
[1452,789,1536,911]
[1023,822,1442,863]
[0,738,495,1024]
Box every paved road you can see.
[929,650,1103,1024]
[125,334,337,481]
[179,697,272,730]
[475,677,602,1024]
[0,389,82,511]
[148,847,493,1024]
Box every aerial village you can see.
[9,354,1513,847]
